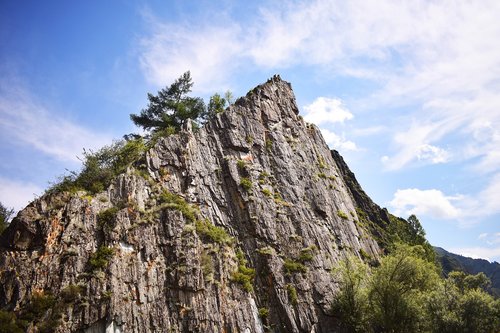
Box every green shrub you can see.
[159,190,198,223]
[337,210,349,220]
[232,249,255,292]
[47,138,146,195]
[298,246,316,262]
[201,250,214,281]
[237,159,246,171]
[261,188,272,197]
[286,284,298,305]
[195,219,233,245]
[0,310,23,333]
[284,258,307,274]
[240,178,252,192]
[359,248,371,261]
[258,307,269,319]
[97,207,119,231]
[88,246,115,271]
[60,284,83,303]
[265,139,273,151]
[256,246,274,255]
[317,156,328,169]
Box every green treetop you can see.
[130,71,206,135]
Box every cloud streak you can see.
[0,82,111,162]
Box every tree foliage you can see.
[331,256,371,332]
[0,202,14,234]
[333,244,500,333]
[207,93,227,115]
[369,244,440,332]
[48,138,146,195]
[130,71,206,135]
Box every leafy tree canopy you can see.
[130,71,206,135]
[332,244,500,333]
[0,202,14,234]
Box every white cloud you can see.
[389,188,462,220]
[448,246,500,263]
[416,144,450,164]
[139,12,243,92]
[320,128,357,152]
[389,172,500,225]
[137,0,500,217]
[303,97,353,125]
[0,177,42,213]
[0,83,111,162]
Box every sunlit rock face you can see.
[0,76,385,333]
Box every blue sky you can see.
[1,0,500,261]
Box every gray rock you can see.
[0,75,386,332]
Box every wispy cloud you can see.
[477,233,500,246]
[139,10,243,92]
[137,0,500,174]
[0,81,111,162]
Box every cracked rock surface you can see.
[1,76,386,333]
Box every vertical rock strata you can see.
[1,76,383,332]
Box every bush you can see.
[286,284,298,305]
[240,178,252,192]
[232,250,255,292]
[0,311,23,333]
[298,247,315,262]
[97,207,119,231]
[265,139,273,151]
[195,219,233,245]
[284,258,307,275]
[48,138,146,195]
[256,246,274,255]
[88,246,115,271]
[261,188,272,197]
[60,284,83,303]
[331,256,371,333]
[159,191,198,223]
[258,307,269,319]
[337,210,349,220]
[237,159,246,171]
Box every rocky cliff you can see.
[1,76,393,333]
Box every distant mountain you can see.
[435,246,500,297]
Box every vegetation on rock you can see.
[88,246,115,271]
[0,202,14,234]
[130,71,206,135]
[332,244,500,333]
[48,138,146,195]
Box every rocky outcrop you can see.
[0,76,385,332]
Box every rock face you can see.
[1,76,386,332]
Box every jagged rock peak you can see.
[1,75,384,333]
